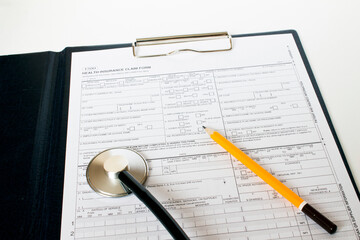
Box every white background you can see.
[0,0,359,188]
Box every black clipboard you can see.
[0,30,358,239]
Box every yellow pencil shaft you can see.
[211,131,304,208]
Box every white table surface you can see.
[1,0,359,189]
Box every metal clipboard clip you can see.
[132,32,232,58]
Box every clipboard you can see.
[0,30,359,239]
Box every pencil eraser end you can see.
[302,203,337,234]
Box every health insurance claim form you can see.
[61,33,360,240]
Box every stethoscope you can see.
[86,148,190,240]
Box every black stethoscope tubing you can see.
[118,170,190,240]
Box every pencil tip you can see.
[202,126,206,129]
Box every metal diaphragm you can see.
[86,148,148,197]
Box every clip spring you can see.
[132,32,232,58]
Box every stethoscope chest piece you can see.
[86,148,148,197]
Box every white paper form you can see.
[61,33,360,240]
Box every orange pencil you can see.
[203,126,337,234]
